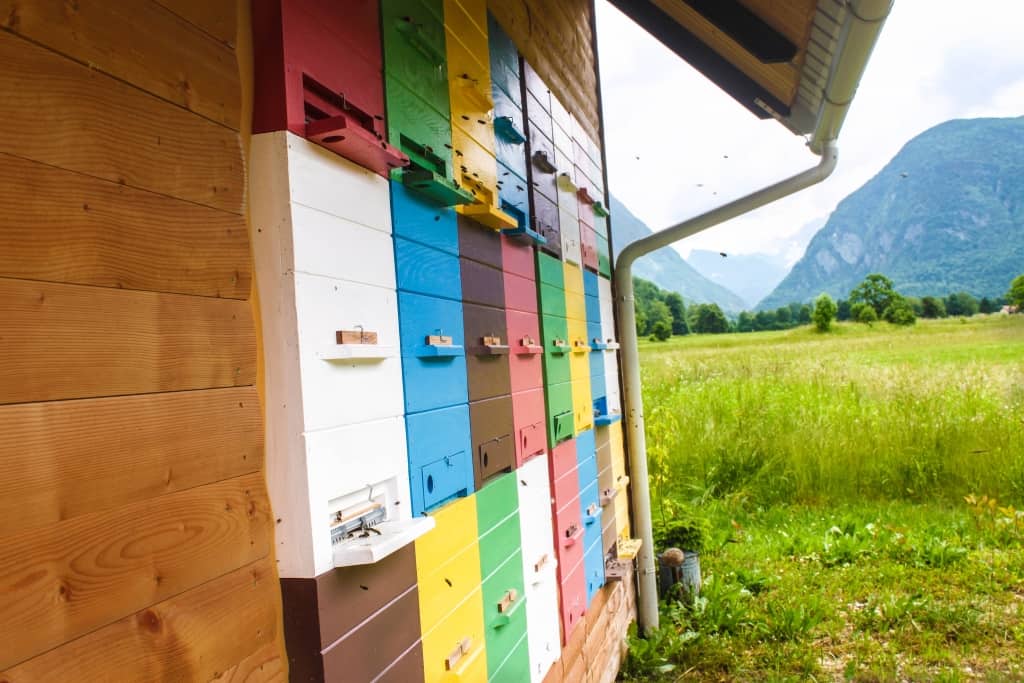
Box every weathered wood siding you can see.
[0,1,285,679]
[489,0,601,143]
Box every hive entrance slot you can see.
[494,116,526,144]
[401,134,447,177]
[532,150,557,174]
[301,75,408,174]
[556,173,577,192]
[399,137,476,206]
[329,501,387,545]
[303,74,374,134]
[329,484,435,566]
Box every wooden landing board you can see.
[0,559,280,681]
[0,278,256,405]
[0,0,241,129]
[0,387,263,538]
[0,152,250,299]
[0,29,244,214]
[0,473,271,670]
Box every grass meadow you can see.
[622,315,1024,681]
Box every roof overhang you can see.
[607,0,892,152]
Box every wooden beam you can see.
[0,387,263,539]
[608,0,793,117]
[649,0,799,106]
[0,558,280,681]
[681,0,797,64]
[0,152,250,299]
[0,473,272,670]
[0,0,241,129]
[0,278,257,405]
[0,29,244,214]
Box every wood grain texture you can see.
[741,0,819,45]
[0,152,250,298]
[0,29,244,214]
[0,278,256,405]
[651,0,802,105]
[0,0,241,129]
[0,474,271,670]
[210,642,287,683]
[155,0,237,47]
[0,387,262,538]
[0,559,280,681]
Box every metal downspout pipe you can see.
[616,0,892,636]
[614,143,838,634]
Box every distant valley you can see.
[610,116,1024,314]
[608,195,747,313]
[686,250,788,309]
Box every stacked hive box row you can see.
[251,1,636,680]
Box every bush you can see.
[921,296,946,318]
[1008,274,1024,309]
[650,320,672,341]
[854,303,878,324]
[837,299,851,321]
[691,303,729,334]
[882,295,917,326]
[945,291,979,317]
[812,294,837,332]
[654,513,711,554]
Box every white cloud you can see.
[596,1,1024,260]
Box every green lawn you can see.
[623,315,1024,681]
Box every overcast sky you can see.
[596,1,1024,264]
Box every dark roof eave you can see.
[607,0,792,121]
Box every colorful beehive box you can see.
[382,0,474,206]
[252,0,407,176]
[249,6,632,681]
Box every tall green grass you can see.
[640,316,1024,510]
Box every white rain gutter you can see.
[615,0,892,634]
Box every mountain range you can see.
[686,249,789,309]
[608,195,747,312]
[760,116,1024,308]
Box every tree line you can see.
[632,272,1024,339]
[632,277,729,339]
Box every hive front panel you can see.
[252,5,636,680]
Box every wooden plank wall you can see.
[489,0,601,143]
[543,566,637,683]
[0,1,286,680]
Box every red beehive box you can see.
[253,0,407,177]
